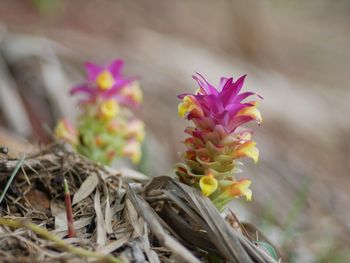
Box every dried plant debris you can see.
[0,143,282,262]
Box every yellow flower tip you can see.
[178,102,187,118]
[54,118,78,145]
[244,188,253,201]
[178,95,204,118]
[131,152,141,164]
[127,120,145,142]
[96,70,115,90]
[224,179,252,201]
[54,121,65,138]
[123,141,142,164]
[251,108,262,124]
[121,82,143,104]
[238,101,262,124]
[137,132,145,142]
[236,180,252,201]
[199,173,218,197]
[100,99,119,119]
[133,83,143,103]
[236,141,259,163]
[237,131,252,141]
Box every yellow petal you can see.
[223,179,252,201]
[199,173,218,196]
[54,121,66,138]
[54,119,78,145]
[237,131,252,141]
[235,180,252,201]
[236,141,259,163]
[120,82,143,103]
[123,141,142,164]
[178,95,203,118]
[178,102,188,117]
[96,70,115,90]
[126,119,145,142]
[243,188,252,201]
[100,99,119,119]
[131,150,141,164]
[238,101,262,124]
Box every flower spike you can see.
[176,73,262,209]
[55,59,145,165]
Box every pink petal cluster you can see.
[71,60,141,108]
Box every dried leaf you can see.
[105,194,113,234]
[126,199,142,237]
[25,188,50,211]
[94,190,107,247]
[55,211,67,230]
[72,173,99,205]
[50,200,65,217]
[142,222,161,263]
[119,167,149,181]
[99,232,131,254]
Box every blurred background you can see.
[0,1,349,262]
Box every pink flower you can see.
[176,73,262,206]
[70,59,141,107]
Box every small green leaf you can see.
[256,241,279,260]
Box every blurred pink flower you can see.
[70,59,141,107]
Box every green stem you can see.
[212,196,234,212]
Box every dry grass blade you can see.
[99,232,131,255]
[127,185,202,263]
[52,216,93,234]
[104,166,149,181]
[94,190,107,247]
[142,222,161,263]
[126,199,142,237]
[105,194,113,234]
